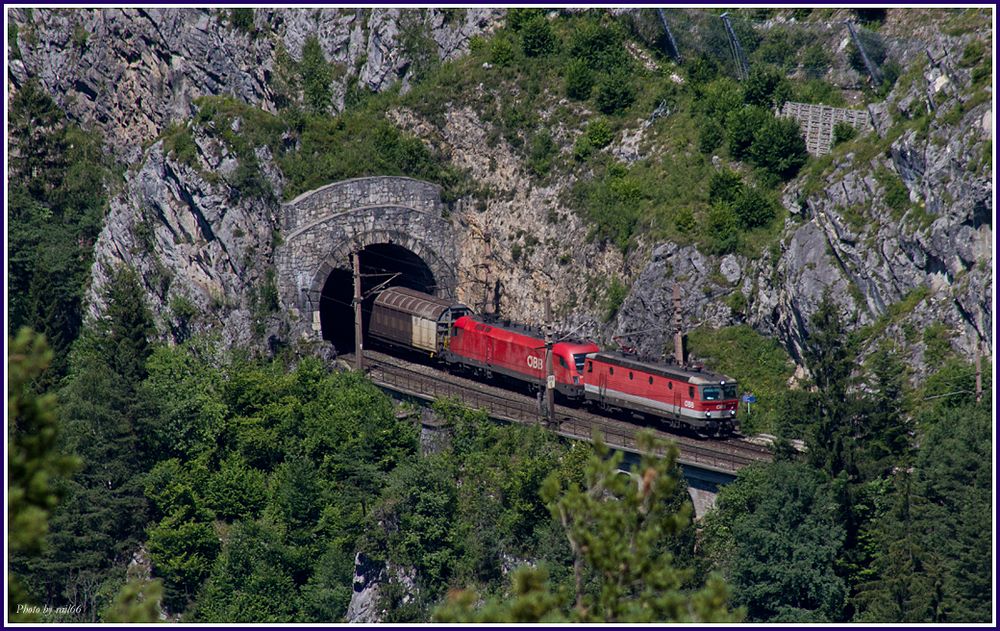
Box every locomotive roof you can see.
[375,287,467,321]
[588,351,734,385]
[460,315,598,352]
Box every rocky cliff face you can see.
[9,7,500,349]
[11,8,992,380]
[609,21,993,378]
[8,8,501,163]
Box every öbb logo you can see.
[526,355,544,370]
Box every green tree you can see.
[594,70,636,115]
[803,295,854,476]
[704,203,740,255]
[100,579,164,622]
[708,168,744,206]
[698,119,724,154]
[21,268,156,620]
[520,15,557,57]
[855,344,912,481]
[725,105,769,162]
[733,185,776,230]
[7,329,80,621]
[748,116,808,180]
[569,18,625,72]
[742,66,791,108]
[697,77,743,120]
[300,35,332,114]
[702,462,846,622]
[564,58,594,100]
[855,399,991,622]
[8,81,111,379]
[437,433,738,622]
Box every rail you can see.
[359,351,772,475]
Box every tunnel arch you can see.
[274,177,460,346]
[317,242,438,354]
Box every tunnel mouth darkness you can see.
[319,243,437,354]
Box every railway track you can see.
[352,351,772,474]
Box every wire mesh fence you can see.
[622,8,909,90]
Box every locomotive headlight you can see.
[705,411,712,418]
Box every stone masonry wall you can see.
[276,177,459,342]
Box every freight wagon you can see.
[368,287,470,356]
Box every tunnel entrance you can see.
[319,243,437,354]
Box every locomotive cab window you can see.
[559,356,567,368]
[649,376,654,385]
[609,367,614,375]
[668,382,673,390]
[587,361,593,373]
[701,386,722,401]
[689,386,695,398]
[629,372,634,380]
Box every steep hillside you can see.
[8,6,993,401]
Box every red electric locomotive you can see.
[445,315,599,398]
[582,352,739,434]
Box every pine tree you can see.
[803,295,855,476]
[436,432,740,623]
[8,329,81,621]
[21,267,157,620]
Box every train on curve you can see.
[367,286,739,434]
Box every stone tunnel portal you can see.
[319,243,438,354]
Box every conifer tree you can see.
[435,432,739,623]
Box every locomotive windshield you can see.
[573,354,587,373]
[701,383,738,401]
[701,386,722,401]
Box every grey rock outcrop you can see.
[87,126,283,349]
[8,8,502,163]
[344,552,417,623]
[617,23,992,377]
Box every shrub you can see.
[755,29,798,71]
[709,168,744,206]
[698,77,744,120]
[796,79,847,106]
[675,208,696,234]
[577,167,643,251]
[743,66,790,108]
[300,35,332,114]
[802,45,831,79]
[833,121,857,145]
[686,54,720,88]
[603,278,628,322]
[748,116,808,180]
[585,118,614,148]
[726,105,770,161]
[490,36,516,66]
[705,203,740,255]
[507,8,543,31]
[699,119,724,154]
[569,19,625,72]
[733,185,776,230]
[527,131,556,176]
[960,40,986,68]
[565,58,594,100]
[229,8,255,35]
[595,70,635,115]
[875,167,910,212]
[520,16,557,57]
